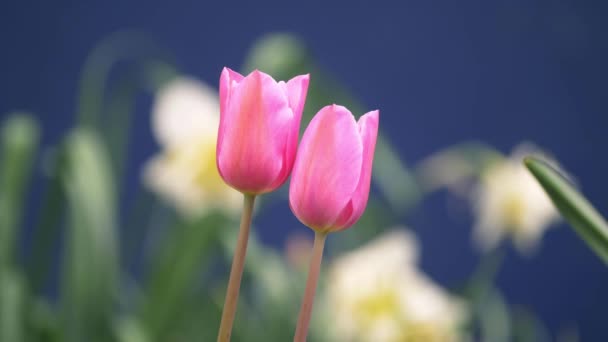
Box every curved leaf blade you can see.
[0,113,39,272]
[61,129,119,341]
[524,157,608,264]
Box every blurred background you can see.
[1,1,608,341]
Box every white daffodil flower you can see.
[473,145,560,253]
[323,229,468,342]
[143,77,241,217]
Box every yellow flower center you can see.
[354,288,401,319]
[503,192,527,231]
[192,140,226,194]
[165,138,229,197]
[347,287,457,342]
[401,322,452,342]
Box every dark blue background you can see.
[2,0,608,339]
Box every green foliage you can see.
[525,157,608,264]
[0,114,39,272]
[140,212,229,339]
[61,129,120,342]
[0,31,597,342]
[1,270,26,342]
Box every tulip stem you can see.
[217,194,256,342]
[294,231,328,342]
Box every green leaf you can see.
[100,61,178,192]
[60,129,119,342]
[0,270,26,342]
[26,297,61,342]
[0,114,39,273]
[511,306,551,342]
[140,212,229,339]
[114,316,150,342]
[524,156,608,264]
[27,147,66,293]
[478,290,511,342]
[77,30,177,128]
[75,31,178,196]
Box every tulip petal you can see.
[289,105,363,230]
[338,110,379,229]
[271,74,309,189]
[285,74,309,121]
[218,68,244,155]
[219,67,244,122]
[217,70,293,193]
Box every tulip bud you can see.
[289,104,379,232]
[216,68,309,195]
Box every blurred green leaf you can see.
[76,30,178,196]
[0,270,26,342]
[461,247,509,342]
[27,147,66,293]
[478,289,511,342]
[155,291,222,342]
[525,157,608,264]
[243,33,421,214]
[140,212,229,339]
[242,33,309,77]
[464,247,505,302]
[115,316,149,342]
[60,129,119,342]
[512,306,551,342]
[373,136,421,212]
[26,297,61,342]
[102,62,177,192]
[77,30,177,128]
[0,114,39,273]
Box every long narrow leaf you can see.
[77,30,175,128]
[27,147,66,293]
[61,129,119,341]
[140,212,228,339]
[524,157,608,264]
[0,270,26,342]
[0,114,39,273]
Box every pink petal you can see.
[219,67,243,116]
[336,110,379,230]
[289,104,363,230]
[218,67,244,159]
[285,74,310,121]
[269,74,309,189]
[217,69,293,193]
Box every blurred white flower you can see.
[324,229,467,342]
[473,145,560,253]
[143,77,241,217]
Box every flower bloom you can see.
[289,105,379,233]
[323,229,468,342]
[473,144,560,252]
[143,77,241,217]
[216,68,309,194]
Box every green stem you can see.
[217,194,256,342]
[293,231,327,342]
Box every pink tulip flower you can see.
[217,68,309,194]
[289,104,379,232]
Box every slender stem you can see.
[217,194,256,342]
[293,231,328,342]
